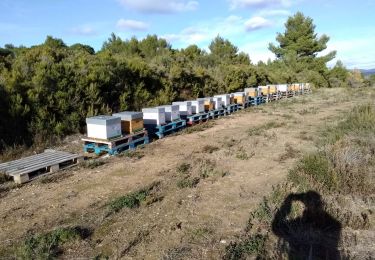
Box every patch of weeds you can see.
[181,121,216,134]
[17,226,88,259]
[108,182,160,213]
[289,153,337,192]
[236,149,250,160]
[247,122,286,136]
[121,150,144,159]
[176,163,191,175]
[224,234,267,260]
[177,177,200,188]
[189,227,213,242]
[0,173,12,184]
[222,137,239,148]
[82,160,105,169]
[278,143,300,161]
[201,145,219,154]
[162,246,193,260]
[198,159,216,179]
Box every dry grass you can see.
[226,103,375,259]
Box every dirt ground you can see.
[0,88,370,259]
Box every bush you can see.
[17,227,85,259]
[108,189,148,212]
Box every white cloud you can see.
[116,19,149,31]
[161,15,246,46]
[240,40,275,63]
[256,9,291,17]
[245,16,272,31]
[70,25,96,36]
[118,0,198,14]
[323,36,375,69]
[228,0,291,10]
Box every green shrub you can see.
[176,177,200,188]
[108,189,149,212]
[17,227,84,259]
[224,234,267,260]
[176,163,191,175]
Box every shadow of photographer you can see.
[272,191,341,259]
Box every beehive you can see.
[214,94,230,106]
[233,92,246,105]
[142,107,166,126]
[86,115,122,140]
[203,97,214,111]
[158,105,180,122]
[172,101,192,116]
[258,86,270,95]
[287,84,294,92]
[112,111,144,134]
[190,99,205,114]
[212,96,223,109]
[244,87,258,97]
[229,93,235,104]
[277,84,288,92]
[268,85,277,94]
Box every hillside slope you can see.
[0,88,374,259]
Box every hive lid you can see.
[157,105,179,111]
[112,111,143,121]
[214,94,230,97]
[142,107,165,113]
[172,101,191,106]
[86,115,121,125]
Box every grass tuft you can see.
[17,227,87,259]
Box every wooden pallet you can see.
[209,108,226,119]
[153,119,187,138]
[83,129,149,155]
[0,150,82,184]
[186,112,210,125]
[249,96,263,106]
[226,104,240,114]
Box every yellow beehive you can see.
[122,118,143,134]
[245,88,258,97]
[258,86,270,95]
[287,84,294,91]
[112,112,144,134]
[269,85,277,94]
[233,93,246,104]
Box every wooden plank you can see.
[6,154,80,176]
[0,150,73,170]
[0,152,77,173]
[0,153,70,172]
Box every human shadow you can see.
[271,191,341,259]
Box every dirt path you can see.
[0,88,367,258]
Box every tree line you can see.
[0,12,369,152]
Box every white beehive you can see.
[277,84,288,92]
[190,99,205,114]
[172,101,192,116]
[158,105,180,122]
[86,115,122,140]
[214,94,230,106]
[142,107,166,126]
[212,96,223,109]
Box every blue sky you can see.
[1,0,374,69]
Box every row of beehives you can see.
[85,83,311,140]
